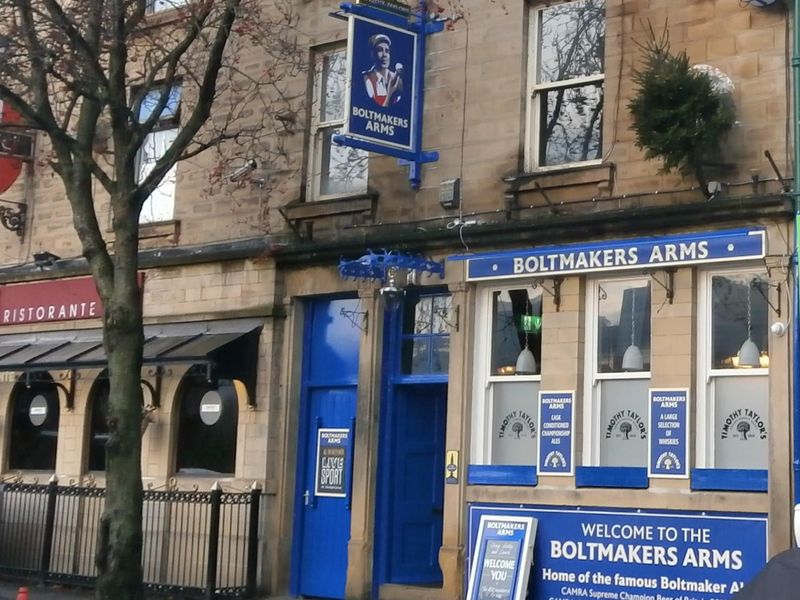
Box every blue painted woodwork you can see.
[690,468,768,492]
[387,383,446,584]
[575,466,649,489]
[375,291,448,590]
[292,298,360,599]
[467,465,538,486]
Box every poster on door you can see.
[315,428,351,498]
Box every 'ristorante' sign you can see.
[0,276,102,325]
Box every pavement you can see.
[0,580,295,600]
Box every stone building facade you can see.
[0,1,794,599]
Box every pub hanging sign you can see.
[333,0,443,189]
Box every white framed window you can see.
[583,277,651,467]
[526,0,605,171]
[307,46,368,200]
[136,84,181,224]
[471,285,544,467]
[147,0,189,13]
[696,268,769,470]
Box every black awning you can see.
[0,318,262,372]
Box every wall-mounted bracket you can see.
[141,365,163,408]
[752,278,781,318]
[532,277,563,312]
[648,268,676,305]
[54,369,77,411]
[0,201,25,237]
[340,305,369,333]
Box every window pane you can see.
[598,379,649,467]
[713,376,768,468]
[490,381,540,465]
[321,51,347,122]
[597,280,650,373]
[138,85,181,123]
[431,336,449,374]
[319,127,368,196]
[404,296,433,334]
[401,338,430,375]
[431,295,453,334]
[538,0,605,84]
[711,273,769,369]
[148,0,188,12]
[539,84,603,166]
[491,289,543,376]
[138,129,178,223]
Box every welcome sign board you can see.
[466,515,537,600]
[467,505,768,600]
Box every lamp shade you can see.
[737,338,761,368]
[515,347,537,375]
[621,344,643,371]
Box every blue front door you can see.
[387,383,446,584]
[293,298,360,599]
[376,292,450,588]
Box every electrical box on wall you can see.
[440,178,461,210]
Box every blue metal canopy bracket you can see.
[338,250,444,284]
[332,1,444,190]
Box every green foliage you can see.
[628,25,735,189]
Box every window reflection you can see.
[597,280,650,373]
[534,0,605,168]
[712,273,769,369]
[491,288,543,376]
[400,294,451,375]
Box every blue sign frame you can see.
[455,228,766,281]
[537,391,574,476]
[333,1,443,189]
[649,388,689,479]
[467,504,769,600]
[465,515,536,600]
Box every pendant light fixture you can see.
[737,281,761,368]
[621,287,644,371]
[515,298,537,375]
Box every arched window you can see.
[175,366,239,475]
[9,373,60,470]
[87,373,110,472]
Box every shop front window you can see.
[9,373,60,471]
[702,270,769,471]
[87,374,110,472]
[586,278,651,469]
[175,366,239,476]
[472,286,544,475]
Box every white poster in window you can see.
[714,376,768,469]
[491,382,540,466]
[599,379,649,467]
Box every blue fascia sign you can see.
[333,1,443,189]
[458,228,766,281]
[649,389,689,479]
[467,504,768,600]
[538,391,574,476]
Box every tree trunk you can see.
[96,274,145,600]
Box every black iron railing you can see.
[0,478,262,598]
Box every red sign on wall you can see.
[0,276,103,326]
